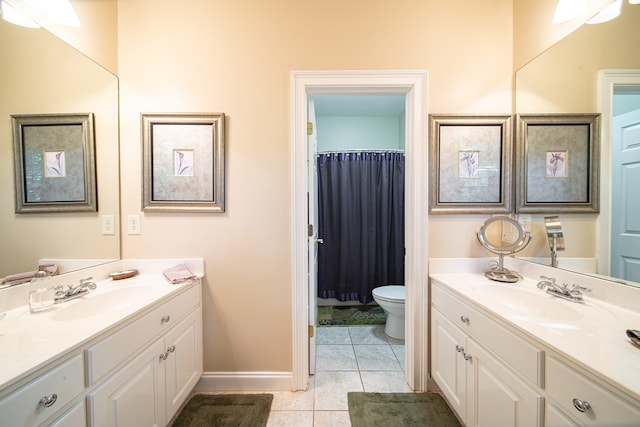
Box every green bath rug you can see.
[348,392,461,427]
[170,393,273,427]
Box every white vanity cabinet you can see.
[545,356,640,426]
[431,281,545,427]
[0,354,85,426]
[431,274,640,427]
[87,284,203,427]
[0,277,202,427]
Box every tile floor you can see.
[266,325,412,427]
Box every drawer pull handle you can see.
[455,345,464,353]
[572,398,592,413]
[167,345,176,353]
[161,315,171,324]
[463,352,473,361]
[39,393,58,408]
[460,315,470,324]
[159,352,169,361]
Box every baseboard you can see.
[194,372,295,392]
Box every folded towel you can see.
[162,264,197,284]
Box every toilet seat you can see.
[372,285,405,303]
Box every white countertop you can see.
[0,273,200,393]
[430,272,640,401]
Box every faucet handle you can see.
[572,284,591,293]
[80,277,94,284]
[539,275,556,284]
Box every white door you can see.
[307,97,319,374]
[611,106,640,282]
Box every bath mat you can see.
[170,393,273,427]
[318,305,386,325]
[348,392,461,427]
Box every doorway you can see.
[290,70,429,392]
[598,70,640,282]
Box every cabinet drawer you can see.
[432,281,544,387]
[546,355,640,426]
[85,283,200,385]
[0,354,84,427]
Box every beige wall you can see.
[117,0,515,373]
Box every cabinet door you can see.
[88,339,166,427]
[164,308,203,420]
[545,402,580,427]
[45,401,86,427]
[466,339,544,427]
[431,308,467,422]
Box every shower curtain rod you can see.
[316,149,405,154]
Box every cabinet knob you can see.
[161,315,171,324]
[455,345,464,353]
[460,315,470,324]
[572,398,592,413]
[39,393,58,408]
[167,345,176,353]
[159,352,169,361]
[463,352,473,361]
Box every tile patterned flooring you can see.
[267,325,411,427]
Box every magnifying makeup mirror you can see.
[477,215,532,283]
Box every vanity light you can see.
[0,0,80,28]
[0,0,39,28]
[552,0,589,24]
[586,0,622,23]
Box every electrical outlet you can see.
[101,215,115,235]
[127,214,141,235]
[518,214,532,232]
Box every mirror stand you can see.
[477,216,532,283]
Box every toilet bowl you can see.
[372,285,405,339]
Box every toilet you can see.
[372,285,405,339]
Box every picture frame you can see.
[429,114,513,214]
[142,113,225,213]
[515,114,600,213]
[12,113,97,213]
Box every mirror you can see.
[0,17,120,281]
[515,2,640,286]
[477,216,531,283]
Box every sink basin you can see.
[469,284,617,326]
[51,286,158,321]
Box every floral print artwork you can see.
[546,151,567,177]
[174,149,194,176]
[44,151,65,177]
[458,151,479,178]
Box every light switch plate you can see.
[101,215,115,235]
[127,214,141,235]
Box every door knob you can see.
[316,238,324,243]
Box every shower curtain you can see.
[316,151,405,304]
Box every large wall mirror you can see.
[0,16,120,280]
[516,2,640,287]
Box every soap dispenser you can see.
[28,268,55,313]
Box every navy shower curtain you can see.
[316,151,405,304]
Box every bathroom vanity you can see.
[430,258,640,427]
[0,259,203,426]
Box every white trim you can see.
[290,70,429,391]
[597,69,640,276]
[194,372,293,392]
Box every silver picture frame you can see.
[429,114,513,214]
[142,113,225,213]
[12,113,97,213]
[515,114,600,213]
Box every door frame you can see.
[290,70,429,391]
[597,69,640,275]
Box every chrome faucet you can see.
[54,277,97,303]
[537,275,590,303]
